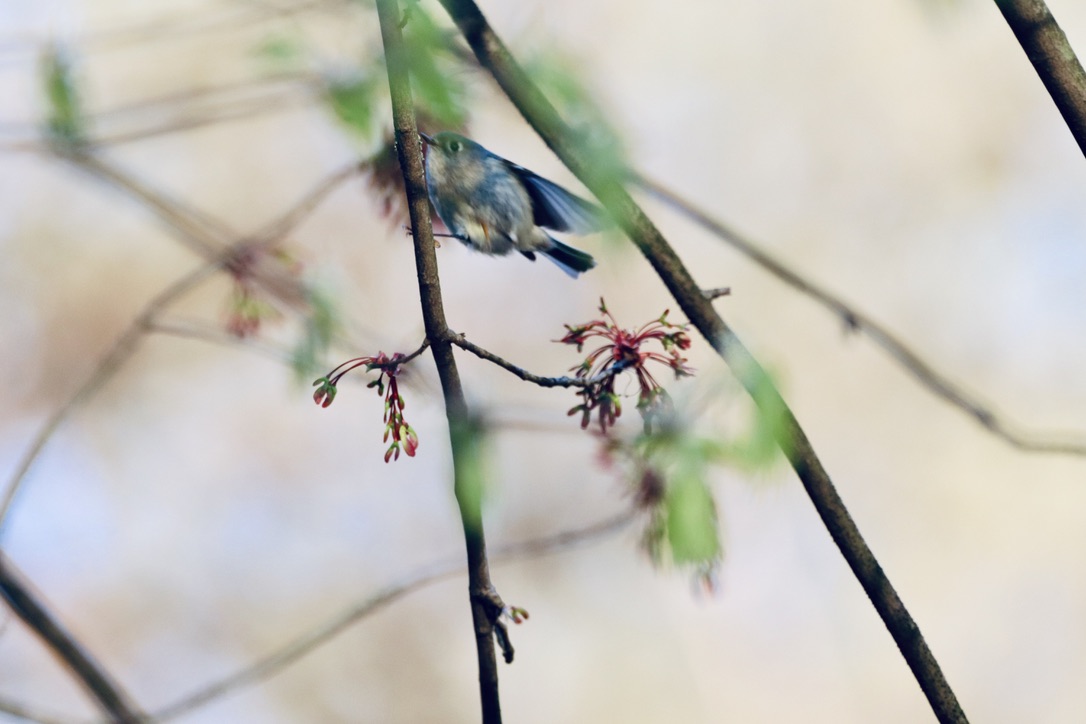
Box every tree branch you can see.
[446,332,626,389]
[0,154,364,535]
[0,551,144,723]
[375,0,503,720]
[0,261,219,536]
[435,1,967,721]
[0,696,71,724]
[151,510,633,721]
[995,0,1086,157]
[637,174,1086,457]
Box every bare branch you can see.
[638,174,1086,457]
[446,332,623,389]
[0,1,330,65]
[0,551,144,723]
[251,159,364,245]
[995,0,1086,158]
[375,0,503,719]
[148,319,297,363]
[0,262,219,535]
[151,509,634,721]
[435,1,967,721]
[0,150,375,534]
[0,696,72,724]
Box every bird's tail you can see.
[541,238,596,278]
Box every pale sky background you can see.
[2,0,1086,722]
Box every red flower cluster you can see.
[313,351,419,462]
[559,298,693,434]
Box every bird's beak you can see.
[419,132,435,146]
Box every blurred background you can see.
[2,0,1086,721]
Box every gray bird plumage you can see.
[420,131,607,278]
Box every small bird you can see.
[419,131,607,278]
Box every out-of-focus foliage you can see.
[624,371,787,581]
[291,287,340,380]
[725,367,793,471]
[326,73,382,140]
[40,45,85,146]
[524,51,627,189]
[252,33,307,68]
[636,424,723,577]
[400,5,470,129]
[450,413,491,535]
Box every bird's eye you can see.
[448,140,462,153]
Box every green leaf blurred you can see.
[400,6,469,129]
[524,51,627,186]
[253,34,306,69]
[665,468,721,566]
[291,287,340,380]
[326,74,381,140]
[40,45,85,146]
[450,413,490,536]
[722,368,790,472]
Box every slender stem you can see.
[994,0,1086,157]
[0,261,219,536]
[375,1,502,721]
[447,332,623,388]
[637,174,1086,457]
[150,509,632,721]
[434,1,967,721]
[0,551,144,723]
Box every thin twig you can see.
[250,159,364,245]
[83,91,317,149]
[436,2,967,721]
[0,1,329,64]
[60,148,231,258]
[0,262,219,535]
[0,696,72,724]
[148,319,297,364]
[0,149,374,534]
[638,174,1086,457]
[447,332,624,389]
[0,551,144,723]
[151,509,634,721]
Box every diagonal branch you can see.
[994,0,1086,157]
[435,1,967,722]
[0,696,71,724]
[637,174,1086,457]
[0,551,144,723]
[0,261,219,535]
[149,509,633,722]
[0,156,361,535]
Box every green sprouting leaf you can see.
[326,74,380,140]
[41,45,85,146]
[665,469,721,566]
[253,34,305,67]
[291,287,340,380]
[726,368,790,472]
[400,6,469,128]
[450,413,490,537]
[633,422,723,572]
[524,51,627,186]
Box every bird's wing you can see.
[507,163,610,233]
